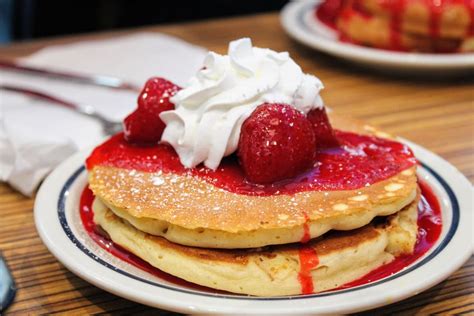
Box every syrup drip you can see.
[80,180,441,295]
[428,0,444,38]
[385,0,407,50]
[298,247,320,294]
[301,212,312,243]
[298,211,320,294]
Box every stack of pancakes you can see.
[335,0,474,52]
[88,115,420,296]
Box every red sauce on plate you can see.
[79,180,441,295]
[86,131,416,196]
[301,212,312,244]
[382,0,407,50]
[337,180,442,290]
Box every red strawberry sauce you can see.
[86,131,417,196]
[82,131,441,295]
[337,181,442,290]
[298,247,320,294]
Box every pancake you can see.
[334,0,474,52]
[92,169,416,249]
[360,0,473,40]
[336,8,468,52]
[88,114,418,249]
[92,193,419,296]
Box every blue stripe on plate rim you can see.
[297,1,321,32]
[57,162,459,301]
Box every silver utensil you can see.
[0,84,123,135]
[0,60,141,92]
[0,252,16,312]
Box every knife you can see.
[0,252,16,312]
[0,60,141,92]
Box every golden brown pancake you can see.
[335,0,474,52]
[91,169,416,249]
[92,193,419,296]
[360,0,473,39]
[88,114,418,249]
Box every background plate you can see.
[280,1,474,74]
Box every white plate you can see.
[35,141,472,315]
[280,1,474,73]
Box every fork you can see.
[0,84,123,135]
[0,60,141,92]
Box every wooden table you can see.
[1,12,473,315]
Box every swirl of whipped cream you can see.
[160,38,324,170]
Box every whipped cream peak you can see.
[160,38,324,170]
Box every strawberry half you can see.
[124,77,180,144]
[238,103,316,183]
[306,107,339,149]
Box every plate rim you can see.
[280,0,474,70]
[34,141,473,314]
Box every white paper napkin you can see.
[0,33,207,196]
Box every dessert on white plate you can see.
[34,38,473,314]
[85,38,434,296]
[281,1,474,72]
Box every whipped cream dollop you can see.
[160,38,324,170]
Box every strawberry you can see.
[238,103,316,183]
[124,77,180,144]
[137,77,180,111]
[123,110,162,144]
[306,107,339,149]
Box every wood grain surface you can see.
[0,12,473,315]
